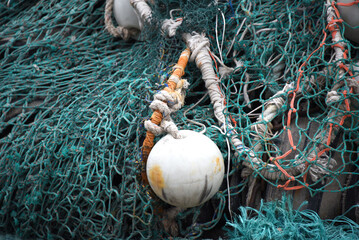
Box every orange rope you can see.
[336,0,359,6]
[141,48,190,182]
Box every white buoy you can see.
[113,0,141,30]
[146,130,224,208]
[337,0,359,44]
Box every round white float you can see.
[146,130,224,208]
[113,0,141,30]
[337,0,359,44]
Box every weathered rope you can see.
[161,18,183,37]
[131,0,182,37]
[183,32,284,179]
[130,0,152,25]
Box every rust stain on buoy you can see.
[214,157,222,173]
[149,165,165,190]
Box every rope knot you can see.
[294,152,337,182]
[326,90,341,105]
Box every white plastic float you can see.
[146,130,224,208]
[113,0,141,30]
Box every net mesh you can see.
[0,0,358,239]
[225,195,359,239]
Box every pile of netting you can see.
[0,0,358,239]
[225,195,359,239]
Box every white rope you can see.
[162,19,183,37]
[130,0,183,37]
[130,0,152,29]
[144,78,190,139]
[183,33,267,171]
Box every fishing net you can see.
[225,195,359,240]
[0,0,358,239]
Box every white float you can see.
[337,0,359,44]
[146,130,224,208]
[113,0,141,30]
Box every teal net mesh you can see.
[225,195,359,240]
[0,0,358,239]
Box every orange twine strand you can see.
[336,0,359,6]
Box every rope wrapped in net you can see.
[0,0,358,239]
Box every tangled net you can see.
[225,196,359,239]
[0,0,358,239]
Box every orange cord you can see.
[336,0,359,6]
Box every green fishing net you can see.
[0,0,358,239]
[225,195,359,240]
